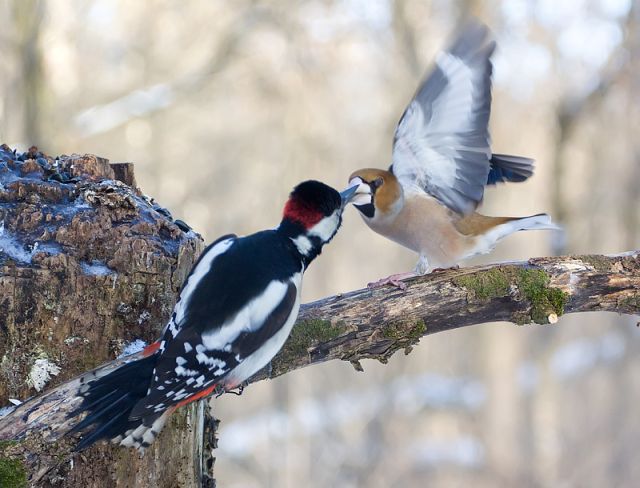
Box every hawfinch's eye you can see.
[372,177,384,189]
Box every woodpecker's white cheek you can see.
[308,211,340,242]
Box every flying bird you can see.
[345,22,558,288]
[69,180,358,450]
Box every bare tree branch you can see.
[262,252,640,378]
[2,251,639,449]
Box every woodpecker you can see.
[69,180,358,450]
[345,22,558,287]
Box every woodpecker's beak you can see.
[339,183,359,208]
[345,177,372,206]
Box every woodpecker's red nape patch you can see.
[283,197,324,229]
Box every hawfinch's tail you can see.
[507,213,560,232]
[487,213,560,242]
[471,213,560,257]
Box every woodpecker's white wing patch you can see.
[200,279,289,350]
[391,22,495,215]
[224,272,302,386]
[165,235,236,339]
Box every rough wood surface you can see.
[1,147,639,487]
[264,252,640,379]
[0,145,205,487]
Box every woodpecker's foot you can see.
[226,383,247,396]
[367,272,415,290]
[430,265,460,273]
[215,382,247,397]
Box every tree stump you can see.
[0,145,208,487]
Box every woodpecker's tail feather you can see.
[69,352,162,451]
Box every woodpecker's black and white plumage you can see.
[70,180,357,451]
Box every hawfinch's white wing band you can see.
[391,22,495,215]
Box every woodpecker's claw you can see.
[226,386,243,396]
[223,382,248,397]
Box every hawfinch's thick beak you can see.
[339,183,359,208]
[345,177,372,206]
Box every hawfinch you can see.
[346,22,558,287]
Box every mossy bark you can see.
[254,252,640,382]
[0,146,206,487]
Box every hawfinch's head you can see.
[345,169,402,220]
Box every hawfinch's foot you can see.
[367,272,415,290]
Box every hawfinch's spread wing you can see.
[391,22,496,215]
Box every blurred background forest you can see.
[1,0,639,486]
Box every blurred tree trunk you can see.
[12,0,45,145]
[549,5,635,256]
[0,146,211,487]
[624,4,640,250]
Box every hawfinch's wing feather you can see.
[487,154,534,184]
[391,22,496,215]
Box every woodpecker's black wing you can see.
[391,22,496,215]
[129,230,303,419]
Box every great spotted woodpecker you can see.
[70,180,358,450]
[345,22,557,287]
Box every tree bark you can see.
[1,146,639,487]
[263,251,640,378]
[0,145,206,487]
